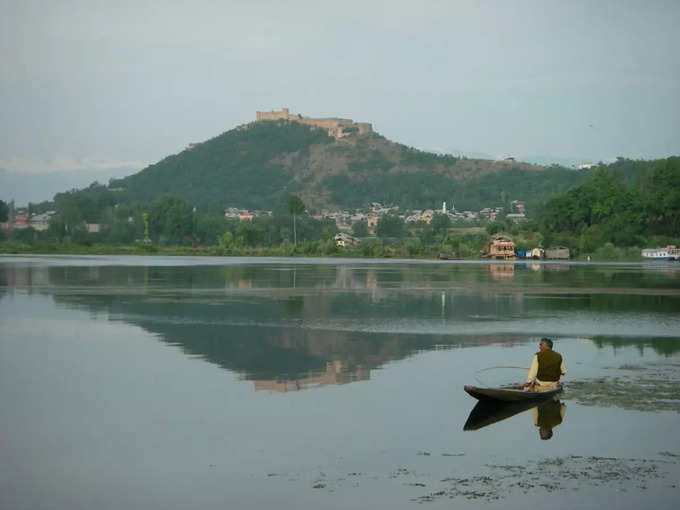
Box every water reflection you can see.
[2,258,680,392]
[487,263,515,279]
[533,400,566,440]
[464,398,566,441]
[464,399,539,430]
[591,336,680,356]
[252,360,370,392]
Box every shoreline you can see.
[0,243,658,263]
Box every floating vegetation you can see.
[566,362,680,413]
[285,451,678,504]
[413,455,678,503]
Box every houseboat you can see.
[641,246,680,261]
[483,234,516,260]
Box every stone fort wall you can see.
[255,108,372,138]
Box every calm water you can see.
[1,255,679,509]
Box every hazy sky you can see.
[1,0,679,202]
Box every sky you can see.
[1,0,679,204]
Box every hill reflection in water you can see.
[2,258,679,391]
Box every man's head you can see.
[539,427,553,440]
[539,338,553,351]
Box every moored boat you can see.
[464,384,562,402]
[642,245,680,261]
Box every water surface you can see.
[1,255,679,509]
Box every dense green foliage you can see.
[538,157,680,254]
[352,220,369,237]
[398,145,458,168]
[324,166,587,212]
[148,195,193,245]
[376,214,407,238]
[3,194,337,249]
[110,121,333,210]
[92,121,586,213]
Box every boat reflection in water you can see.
[464,398,566,440]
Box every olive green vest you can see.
[536,349,563,382]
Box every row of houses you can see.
[319,201,527,233]
[0,211,104,233]
[1,212,55,232]
[484,234,570,260]
[223,208,272,221]
[223,200,528,235]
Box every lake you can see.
[1,255,679,509]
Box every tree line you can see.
[536,156,680,256]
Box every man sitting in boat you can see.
[523,338,566,392]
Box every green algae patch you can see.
[566,362,680,413]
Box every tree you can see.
[286,194,305,246]
[219,231,233,249]
[195,214,227,246]
[352,220,369,237]
[645,157,680,236]
[376,214,406,238]
[430,213,451,236]
[236,223,262,246]
[147,195,192,245]
[0,200,8,223]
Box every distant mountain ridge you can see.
[108,118,586,212]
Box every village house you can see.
[224,208,271,221]
[29,212,54,231]
[365,215,379,235]
[12,215,30,229]
[479,207,504,221]
[510,200,526,214]
[506,213,526,222]
[334,232,359,248]
[405,209,435,224]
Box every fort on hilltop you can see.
[255,108,372,139]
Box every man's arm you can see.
[526,354,538,382]
[560,360,567,376]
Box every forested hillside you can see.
[109,121,333,212]
[103,120,585,212]
[4,114,678,259]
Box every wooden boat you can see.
[464,384,562,402]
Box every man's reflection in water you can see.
[532,400,566,440]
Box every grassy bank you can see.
[0,240,648,262]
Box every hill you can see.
[108,119,587,212]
